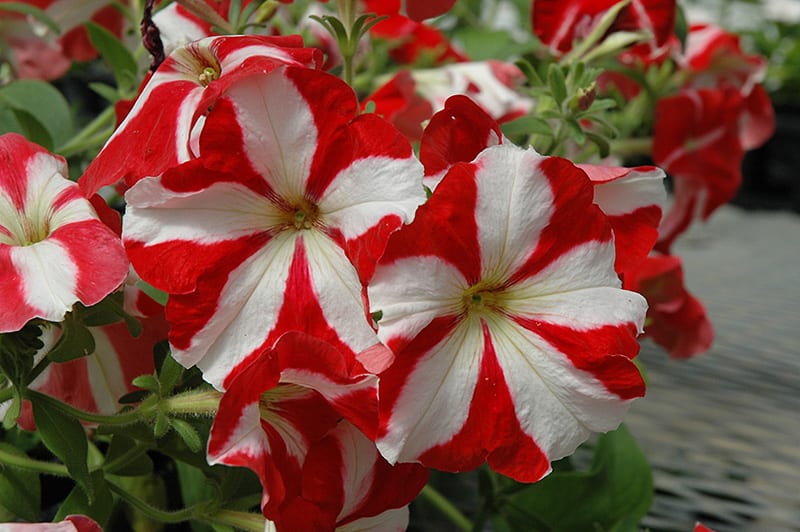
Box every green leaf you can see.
[0,80,73,149]
[85,21,138,93]
[6,108,53,149]
[0,442,41,521]
[500,425,652,531]
[547,64,568,107]
[104,435,153,476]
[501,116,553,137]
[176,461,218,532]
[515,59,543,86]
[566,117,586,144]
[31,395,93,502]
[47,316,95,363]
[454,29,531,61]
[0,2,59,33]
[89,82,121,104]
[54,471,113,526]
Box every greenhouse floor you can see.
[625,205,800,532]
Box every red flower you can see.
[531,0,676,55]
[207,333,427,528]
[623,254,712,358]
[680,23,775,150]
[79,35,322,197]
[122,66,424,388]
[369,140,647,481]
[653,88,744,252]
[366,0,466,65]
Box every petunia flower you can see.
[208,332,427,528]
[531,0,676,56]
[365,61,531,142]
[419,96,665,274]
[0,133,128,333]
[653,88,744,252]
[623,253,712,358]
[79,35,322,197]
[123,66,425,388]
[680,23,775,151]
[368,141,647,482]
[365,0,467,65]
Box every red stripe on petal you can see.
[0,247,38,333]
[511,157,611,283]
[379,163,482,283]
[515,319,645,400]
[49,219,128,307]
[418,321,550,482]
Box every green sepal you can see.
[171,418,203,453]
[153,411,170,438]
[1,393,21,430]
[158,352,184,396]
[132,374,160,394]
[30,394,93,502]
[0,442,41,521]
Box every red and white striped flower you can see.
[207,332,428,527]
[368,142,647,481]
[0,133,128,333]
[79,35,321,196]
[123,66,425,388]
[653,88,744,252]
[420,96,664,274]
[531,0,676,56]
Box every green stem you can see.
[0,386,13,404]
[56,106,116,156]
[102,442,148,473]
[26,389,155,426]
[0,446,70,476]
[108,479,204,523]
[205,509,266,531]
[610,136,653,160]
[420,484,472,532]
[163,389,221,416]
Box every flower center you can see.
[0,208,51,247]
[461,282,506,315]
[284,199,320,231]
[172,41,222,88]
